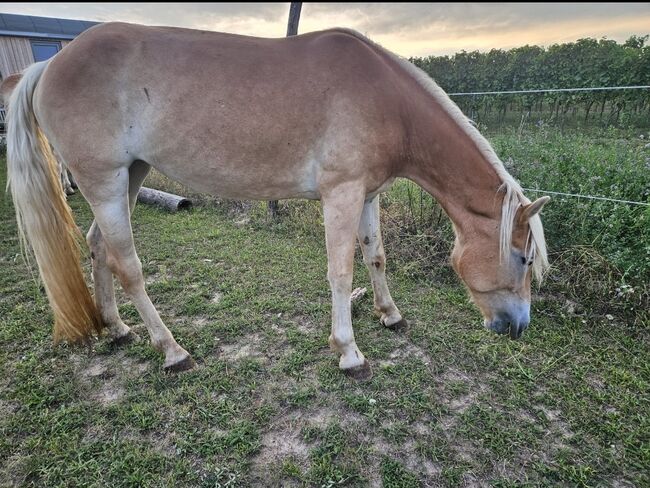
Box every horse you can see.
[6,22,549,379]
[2,73,75,197]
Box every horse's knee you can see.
[327,267,353,289]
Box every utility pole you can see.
[269,2,302,218]
[286,2,302,36]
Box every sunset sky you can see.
[0,2,648,57]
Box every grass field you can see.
[1,127,648,487]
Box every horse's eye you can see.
[520,256,527,265]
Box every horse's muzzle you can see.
[484,307,530,340]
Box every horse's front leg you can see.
[322,183,372,381]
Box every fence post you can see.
[269,2,303,218]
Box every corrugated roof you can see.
[0,13,99,39]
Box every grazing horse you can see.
[6,23,549,379]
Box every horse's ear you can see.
[521,196,550,221]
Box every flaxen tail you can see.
[6,61,103,343]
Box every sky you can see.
[0,2,648,57]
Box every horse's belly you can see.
[151,158,321,201]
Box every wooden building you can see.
[0,12,98,79]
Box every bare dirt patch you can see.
[248,409,314,483]
[291,314,320,335]
[0,452,30,487]
[0,398,19,416]
[255,428,310,465]
[387,341,433,366]
[438,368,489,414]
[612,479,637,488]
[219,333,268,362]
[447,389,482,414]
[364,433,442,486]
[193,317,210,328]
[83,359,110,380]
[93,384,126,406]
[144,268,173,285]
[73,349,150,407]
[537,405,575,441]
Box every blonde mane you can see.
[336,28,549,282]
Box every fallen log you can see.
[137,187,192,212]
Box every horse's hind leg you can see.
[60,164,74,195]
[81,163,193,371]
[87,221,131,342]
[53,148,75,195]
[322,182,372,380]
[357,196,406,330]
[86,160,151,344]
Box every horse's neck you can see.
[400,104,504,236]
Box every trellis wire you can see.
[448,85,650,96]
[444,84,650,207]
[522,188,650,207]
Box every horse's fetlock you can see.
[151,338,167,352]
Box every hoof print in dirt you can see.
[342,360,373,382]
[164,355,197,373]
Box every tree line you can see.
[410,35,650,126]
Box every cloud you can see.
[303,3,650,56]
[304,3,649,37]
[0,2,647,55]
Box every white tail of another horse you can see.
[6,61,103,343]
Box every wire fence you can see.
[448,85,650,96]
[522,189,650,207]
[445,85,650,207]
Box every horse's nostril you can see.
[509,322,522,340]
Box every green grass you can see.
[1,127,649,486]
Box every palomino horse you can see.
[6,23,549,379]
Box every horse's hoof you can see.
[110,331,139,347]
[342,359,373,382]
[164,355,196,373]
[384,318,408,332]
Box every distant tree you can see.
[623,34,648,49]
[409,35,650,126]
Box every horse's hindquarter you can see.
[36,23,404,200]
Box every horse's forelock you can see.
[500,182,549,283]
